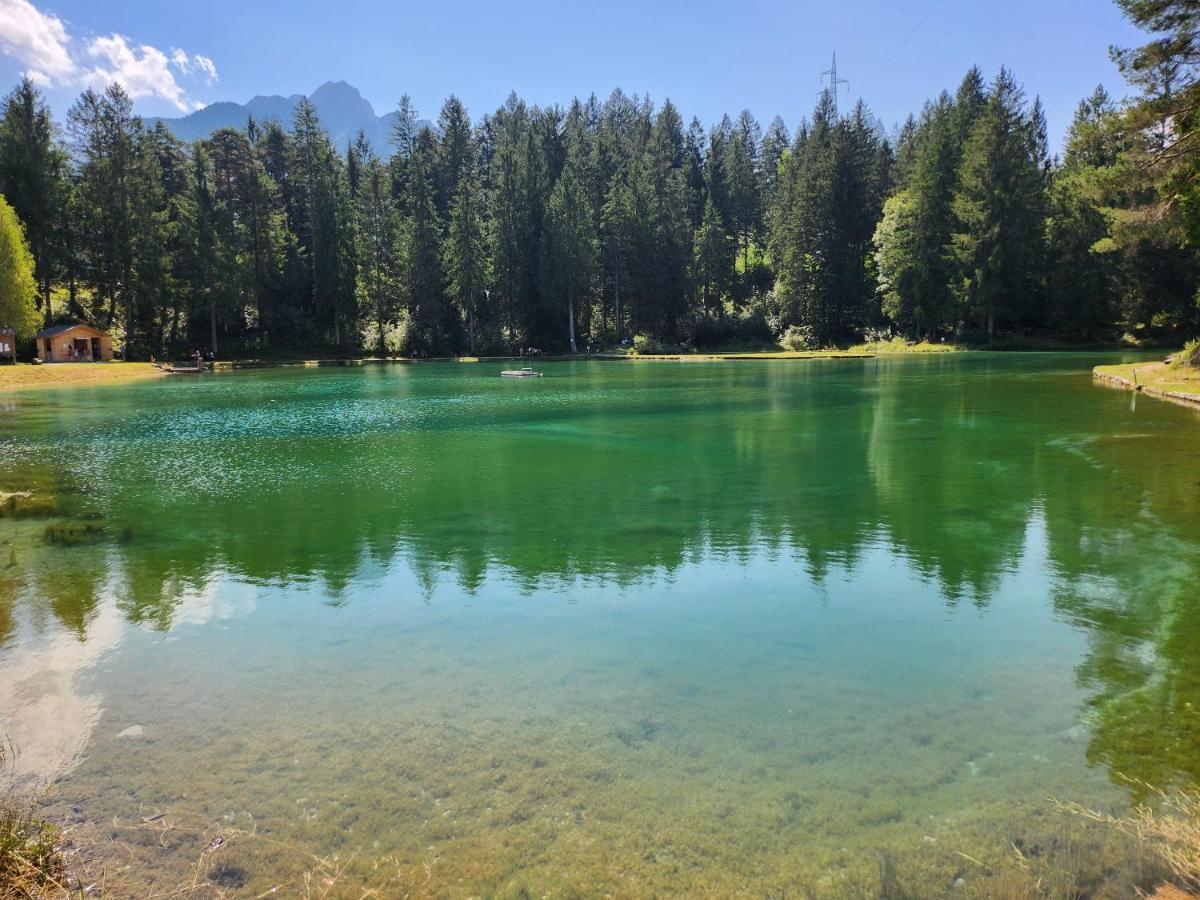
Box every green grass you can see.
[846,337,961,354]
[1094,344,1200,403]
[0,795,65,896]
[617,337,963,360]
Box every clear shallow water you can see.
[1,354,1198,896]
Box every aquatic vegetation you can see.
[0,494,58,519]
[43,521,105,546]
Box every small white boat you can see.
[501,367,543,378]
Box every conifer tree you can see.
[0,78,66,322]
[540,164,598,351]
[951,69,1047,339]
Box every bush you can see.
[632,334,665,355]
[687,310,774,348]
[779,325,817,352]
[1178,338,1200,368]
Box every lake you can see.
[1,353,1198,896]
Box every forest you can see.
[0,0,1196,359]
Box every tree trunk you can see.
[210,292,218,356]
[377,302,386,357]
[568,293,577,353]
[613,252,621,339]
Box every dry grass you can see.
[1060,782,1200,898]
[0,363,165,391]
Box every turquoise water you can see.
[1,354,1198,896]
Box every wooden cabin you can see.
[0,328,15,365]
[36,323,113,362]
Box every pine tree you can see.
[445,156,489,353]
[435,96,473,223]
[0,77,66,322]
[1111,0,1200,245]
[404,129,453,352]
[540,164,598,351]
[951,69,1047,339]
[692,197,733,317]
[355,143,402,354]
[900,94,960,336]
[67,84,140,346]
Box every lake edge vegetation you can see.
[0,0,1196,361]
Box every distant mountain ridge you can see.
[145,81,431,153]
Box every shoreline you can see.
[1,350,1178,394]
[1093,361,1200,411]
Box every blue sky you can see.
[0,0,1145,148]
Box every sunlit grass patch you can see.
[0,795,66,897]
[847,337,962,354]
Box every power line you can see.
[935,0,986,46]
[862,0,946,87]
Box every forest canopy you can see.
[0,0,1196,359]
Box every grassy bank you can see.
[0,362,165,391]
[1093,344,1200,410]
[616,338,961,361]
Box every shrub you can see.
[687,309,775,348]
[1178,338,1200,368]
[632,334,665,355]
[779,325,817,352]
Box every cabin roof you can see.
[35,323,109,339]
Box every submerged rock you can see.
[116,725,146,740]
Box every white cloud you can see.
[0,0,217,111]
[0,0,74,85]
[192,53,217,84]
[81,34,198,111]
[169,46,218,86]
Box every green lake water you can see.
[1,354,1199,897]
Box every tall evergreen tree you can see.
[0,77,66,322]
[445,154,489,353]
[540,164,598,351]
[951,69,1048,339]
[67,84,140,347]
